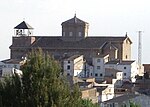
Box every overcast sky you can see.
[0,0,150,63]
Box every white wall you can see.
[63,55,85,77]
[0,62,20,69]
[1,68,22,77]
[92,57,105,80]
[105,61,139,82]
[117,62,138,82]
[102,84,114,102]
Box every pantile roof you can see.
[30,36,127,49]
[14,21,33,29]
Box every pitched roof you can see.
[61,15,88,25]
[1,59,22,64]
[103,94,139,103]
[78,82,93,87]
[102,42,118,50]
[31,36,127,49]
[14,21,33,29]
[105,60,135,65]
[105,60,120,64]
[65,55,82,60]
[119,60,135,65]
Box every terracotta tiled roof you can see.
[31,36,127,49]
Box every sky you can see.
[0,0,150,63]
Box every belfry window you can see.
[69,32,73,36]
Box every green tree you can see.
[129,101,141,107]
[0,49,99,107]
[79,99,99,107]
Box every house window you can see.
[100,73,103,76]
[126,55,128,59]
[97,59,101,63]
[79,32,82,37]
[91,73,92,76]
[124,73,126,76]
[97,66,101,70]
[68,60,70,63]
[67,65,70,70]
[95,73,98,77]
[124,67,126,69]
[14,64,17,68]
[69,32,73,36]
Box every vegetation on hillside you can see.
[0,49,99,107]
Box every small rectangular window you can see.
[97,59,101,63]
[67,65,70,70]
[124,73,126,76]
[100,73,103,76]
[97,66,101,70]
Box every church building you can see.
[10,15,132,62]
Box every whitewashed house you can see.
[87,55,109,80]
[105,68,123,88]
[63,55,85,77]
[0,59,24,78]
[1,68,22,77]
[105,60,140,82]
[94,83,115,102]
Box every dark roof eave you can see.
[31,47,103,50]
[9,46,31,49]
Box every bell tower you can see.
[14,21,33,36]
[10,21,35,59]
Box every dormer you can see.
[61,14,89,41]
[14,21,33,36]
